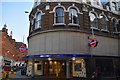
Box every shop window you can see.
[89,12,98,28]
[74,63,82,71]
[73,59,86,77]
[95,59,114,76]
[54,7,64,24]
[69,8,79,24]
[37,64,41,70]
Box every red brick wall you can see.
[0,27,28,61]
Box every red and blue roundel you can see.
[89,38,98,48]
[19,46,26,53]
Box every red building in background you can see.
[0,24,27,70]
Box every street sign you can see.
[19,46,26,53]
[89,38,98,48]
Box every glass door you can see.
[43,60,66,77]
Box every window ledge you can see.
[90,27,100,30]
[53,23,66,26]
[68,23,80,27]
[101,29,109,32]
[113,32,120,34]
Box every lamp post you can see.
[90,27,95,80]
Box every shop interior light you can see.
[72,57,76,60]
[48,58,52,61]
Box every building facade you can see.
[0,25,27,71]
[25,0,120,79]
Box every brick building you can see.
[24,0,120,79]
[0,24,27,70]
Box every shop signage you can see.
[19,46,26,53]
[89,38,98,48]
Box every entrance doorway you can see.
[43,60,66,77]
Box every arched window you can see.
[31,18,34,31]
[69,8,78,24]
[117,20,120,32]
[55,7,64,24]
[89,12,98,28]
[36,12,41,29]
[112,18,117,32]
[99,15,107,30]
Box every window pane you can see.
[36,12,41,28]
[95,59,114,76]
[117,21,120,32]
[112,19,117,32]
[55,7,64,23]
[89,12,98,28]
[99,15,107,30]
[69,8,78,24]
[31,18,34,31]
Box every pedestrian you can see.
[92,71,97,80]
[4,65,10,79]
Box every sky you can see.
[0,0,120,47]
[0,0,34,46]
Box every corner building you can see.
[25,0,120,79]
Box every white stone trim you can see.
[99,13,109,21]
[53,23,66,26]
[90,27,100,30]
[68,23,80,27]
[67,4,80,13]
[111,17,118,22]
[52,4,66,12]
[101,29,109,32]
[89,11,99,18]
[35,10,43,19]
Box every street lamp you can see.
[25,11,29,13]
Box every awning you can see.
[22,54,91,59]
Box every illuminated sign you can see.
[89,38,98,48]
[19,46,26,53]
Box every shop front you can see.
[24,54,90,78]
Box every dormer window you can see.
[34,0,40,6]
[93,0,100,5]
[54,7,64,24]
[69,8,78,24]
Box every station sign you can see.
[19,46,26,53]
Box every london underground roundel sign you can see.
[19,46,26,53]
[89,38,98,48]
